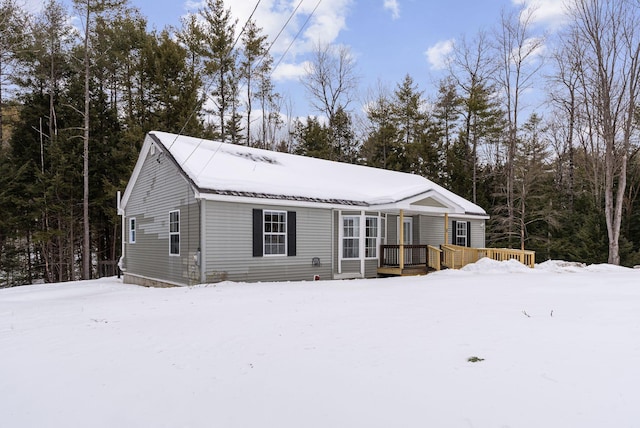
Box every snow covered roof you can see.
[134,131,487,216]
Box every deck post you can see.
[399,209,405,270]
[444,212,449,245]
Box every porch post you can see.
[444,212,449,245]
[360,210,365,277]
[399,209,405,270]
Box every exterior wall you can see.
[419,215,447,247]
[123,147,200,286]
[384,214,487,248]
[447,217,486,248]
[203,200,332,282]
[468,218,486,248]
[386,214,418,244]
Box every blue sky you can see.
[187,0,565,117]
[31,0,568,117]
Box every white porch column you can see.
[360,210,365,277]
[399,209,404,270]
[338,210,342,274]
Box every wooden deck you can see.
[378,244,535,276]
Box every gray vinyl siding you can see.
[337,259,376,277]
[448,217,486,248]
[203,201,332,283]
[468,218,486,247]
[364,259,378,277]
[419,215,447,247]
[123,147,200,286]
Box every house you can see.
[117,131,489,287]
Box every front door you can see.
[398,217,413,264]
[402,218,413,245]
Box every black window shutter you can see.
[287,211,297,256]
[252,209,263,257]
[451,220,457,245]
[466,221,472,247]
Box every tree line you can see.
[1,0,640,287]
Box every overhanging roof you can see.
[121,131,488,217]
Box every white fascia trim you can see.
[369,201,458,215]
[417,212,490,220]
[449,213,490,220]
[120,135,155,210]
[194,191,368,210]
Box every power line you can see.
[263,0,305,60]
[232,0,262,51]
[169,0,264,151]
[271,0,323,75]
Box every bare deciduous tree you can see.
[568,0,640,264]
[301,43,358,121]
[494,5,545,247]
[449,31,500,204]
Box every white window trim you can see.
[341,215,361,259]
[169,210,180,256]
[365,216,379,259]
[129,217,136,244]
[339,213,381,261]
[263,210,287,257]
[456,221,467,247]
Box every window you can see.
[455,221,467,247]
[129,218,136,244]
[365,217,378,258]
[264,210,287,255]
[253,209,296,257]
[342,216,360,258]
[169,210,180,255]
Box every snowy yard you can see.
[1,259,640,428]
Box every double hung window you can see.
[264,210,287,255]
[129,218,136,244]
[169,210,180,255]
[455,221,467,247]
[365,217,378,258]
[342,217,360,259]
[341,215,380,259]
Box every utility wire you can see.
[271,0,322,75]
[232,0,262,50]
[170,0,321,166]
[250,0,305,73]
[169,0,263,153]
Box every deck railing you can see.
[380,245,428,267]
[427,246,442,271]
[380,245,443,271]
[441,244,535,269]
[379,244,535,274]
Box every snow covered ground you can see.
[1,259,640,428]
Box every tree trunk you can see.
[82,5,91,280]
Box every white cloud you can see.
[425,39,454,71]
[383,0,400,20]
[223,0,353,81]
[512,0,570,29]
[271,61,310,82]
